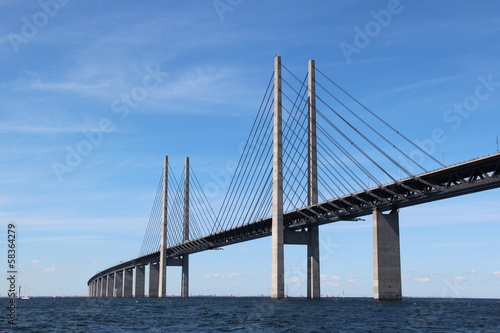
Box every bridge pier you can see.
[107,273,114,297]
[135,265,145,297]
[181,256,189,297]
[124,268,133,297]
[307,226,320,299]
[99,277,104,297]
[149,262,159,297]
[115,270,123,297]
[102,275,108,297]
[373,209,402,300]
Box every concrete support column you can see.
[99,277,103,297]
[181,157,190,298]
[159,156,168,298]
[115,271,123,297]
[373,209,402,300]
[135,265,145,297]
[149,262,159,297]
[307,227,320,298]
[181,256,189,297]
[107,273,114,297]
[124,268,133,297]
[271,55,285,299]
[307,58,320,299]
[103,276,108,297]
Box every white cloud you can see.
[493,271,500,278]
[30,260,41,264]
[43,267,56,273]
[203,273,241,279]
[410,277,430,283]
[347,278,355,283]
[290,276,305,283]
[320,274,342,281]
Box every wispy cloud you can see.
[202,272,242,279]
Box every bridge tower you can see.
[271,55,285,299]
[271,57,321,299]
[307,59,320,299]
[158,155,168,297]
[155,155,190,298]
[181,157,190,297]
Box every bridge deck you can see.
[88,152,500,285]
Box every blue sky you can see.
[1,0,499,298]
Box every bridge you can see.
[88,57,500,300]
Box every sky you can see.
[1,0,499,298]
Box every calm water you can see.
[1,297,499,332]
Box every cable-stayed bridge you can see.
[88,57,500,300]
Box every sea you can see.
[1,297,499,332]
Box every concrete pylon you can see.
[181,157,190,298]
[271,55,285,299]
[115,271,123,297]
[107,273,114,297]
[159,156,168,297]
[135,265,145,297]
[99,277,105,297]
[123,268,133,297]
[149,262,159,297]
[307,59,320,299]
[373,209,402,300]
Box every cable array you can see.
[213,73,275,233]
[138,59,446,249]
[138,170,165,257]
[282,64,444,202]
[281,72,310,212]
[139,163,217,256]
